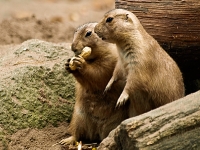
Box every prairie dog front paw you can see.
[69,47,92,70]
[116,90,129,107]
[59,136,76,146]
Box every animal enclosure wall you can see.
[115,0,200,94]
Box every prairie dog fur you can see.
[94,9,185,116]
[60,23,129,145]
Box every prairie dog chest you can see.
[117,46,135,71]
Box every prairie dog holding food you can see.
[59,23,129,145]
[94,9,185,116]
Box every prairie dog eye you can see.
[85,31,92,37]
[106,17,113,23]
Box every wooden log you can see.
[115,0,200,93]
[98,90,200,150]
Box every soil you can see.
[0,0,114,45]
[0,0,115,149]
[7,122,69,150]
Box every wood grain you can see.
[115,0,200,88]
[98,91,200,150]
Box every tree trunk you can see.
[98,90,200,150]
[115,0,200,93]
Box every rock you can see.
[0,39,75,139]
[98,90,200,150]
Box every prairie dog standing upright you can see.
[94,9,185,116]
[59,23,129,145]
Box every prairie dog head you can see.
[71,23,112,60]
[94,9,141,43]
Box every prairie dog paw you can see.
[104,76,116,94]
[69,56,85,70]
[69,47,92,70]
[59,136,76,146]
[116,91,129,107]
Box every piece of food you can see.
[79,46,92,58]
[69,47,92,70]
[69,57,77,70]
[78,141,82,150]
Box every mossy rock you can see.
[0,39,75,140]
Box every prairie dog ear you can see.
[125,14,133,23]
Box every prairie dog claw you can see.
[58,136,75,146]
[116,91,129,107]
[69,47,92,70]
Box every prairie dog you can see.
[94,9,185,116]
[60,23,129,145]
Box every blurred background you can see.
[0,0,115,45]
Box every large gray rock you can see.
[98,91,200,150]
[0,39,75,140]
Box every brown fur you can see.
[94,9,185,116]
[60,23,129,145]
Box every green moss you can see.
[3,65,75,133]
[0,40,75,134]
[0,132,9,150]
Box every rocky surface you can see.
[0,39,75,149]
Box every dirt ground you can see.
[0,0,114,45]
[0,0,115,149]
